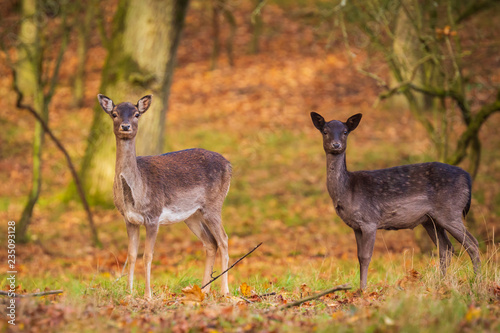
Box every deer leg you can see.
[443,222,480,274]
[466,229,480,249]
[185,214,218,293]
[422,220,438,246]
[125,221,140,294]
[436,230,454,275]
[202,211,230,295]
[422,220,454,275]
[354,228,376,290]
[143,222,159,299]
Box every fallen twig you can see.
[239,296,253,303]
[239,292,277,304]
[277,284,351,310]
[201,242,263,290]
[0,290,64,298]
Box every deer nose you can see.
[121,124,131,131]
[332,143,341,149]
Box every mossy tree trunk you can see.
[80,0,189,205]
[251,0,264,54]
[210,0,236,70]
[391,1,435,252]
[16,0,69,242]
[16,0,46,243]
[73,0,98,107]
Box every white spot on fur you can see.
[158,206,199,225]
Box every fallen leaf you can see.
[224,295,244,305]
[181,285,205,303]
[491,283,500,299]
[396,269,421,289]
[300,283,311,296]
[247,294,262,302]
[464,304,481,322]
[408,269,421,280]
[237,301,248,310]
[274,294,287,304]
[239,282,253,297]
[220,306,234,315]
[331,311,344,321]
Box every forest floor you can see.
[1,1,500,332]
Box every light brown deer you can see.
[98,94,231,298]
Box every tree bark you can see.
[390,1,449,161]
[391,0,439,251]
[80,0,189,205]
[73,0,97,107]
[210,0,221,70]
[391,1,424,109]
[16,0,46,243]
[251,0,264,54]
[223,3,236,67]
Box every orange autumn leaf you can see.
[491,283,500,299]
[239,282,253,297]
[397,269,421,289]
[181,284,205,303]
[464,305,481,323]
[300,283,311,296]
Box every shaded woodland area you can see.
[1,0,500,331]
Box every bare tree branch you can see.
[376,55,433,100]
[11,69,101,247]
[408,83,470,123]
[46,13,70,103]
[456,0,500,24]
[446,98,500,165]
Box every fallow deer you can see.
[311,112,480,289]
[99,94,231,298]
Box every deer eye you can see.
[343,130,348,135]
[135,113,140,118]
[112,113,118,118]
[323,129,328,135]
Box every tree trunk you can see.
[73,0,97,107]
[16,0,46,243]
[223,1,236,67]
[391,1,427,111]
[251,0,264,54]
[210,0,236,69]
[80,0,189,205]
[392,1,435,251]
[210,0,221,70]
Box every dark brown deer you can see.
[98,94,232,298]
[311,112,480,290]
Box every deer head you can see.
[98,94,153,140]
[311,112,362,154]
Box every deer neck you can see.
[326,152,350,200]
[115,138,145,200]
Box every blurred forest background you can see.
[1,0,500,331]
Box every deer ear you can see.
[311,112,326,131]
[137,95,152,114]
[97,94,114,114]
[346,113,362,132]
